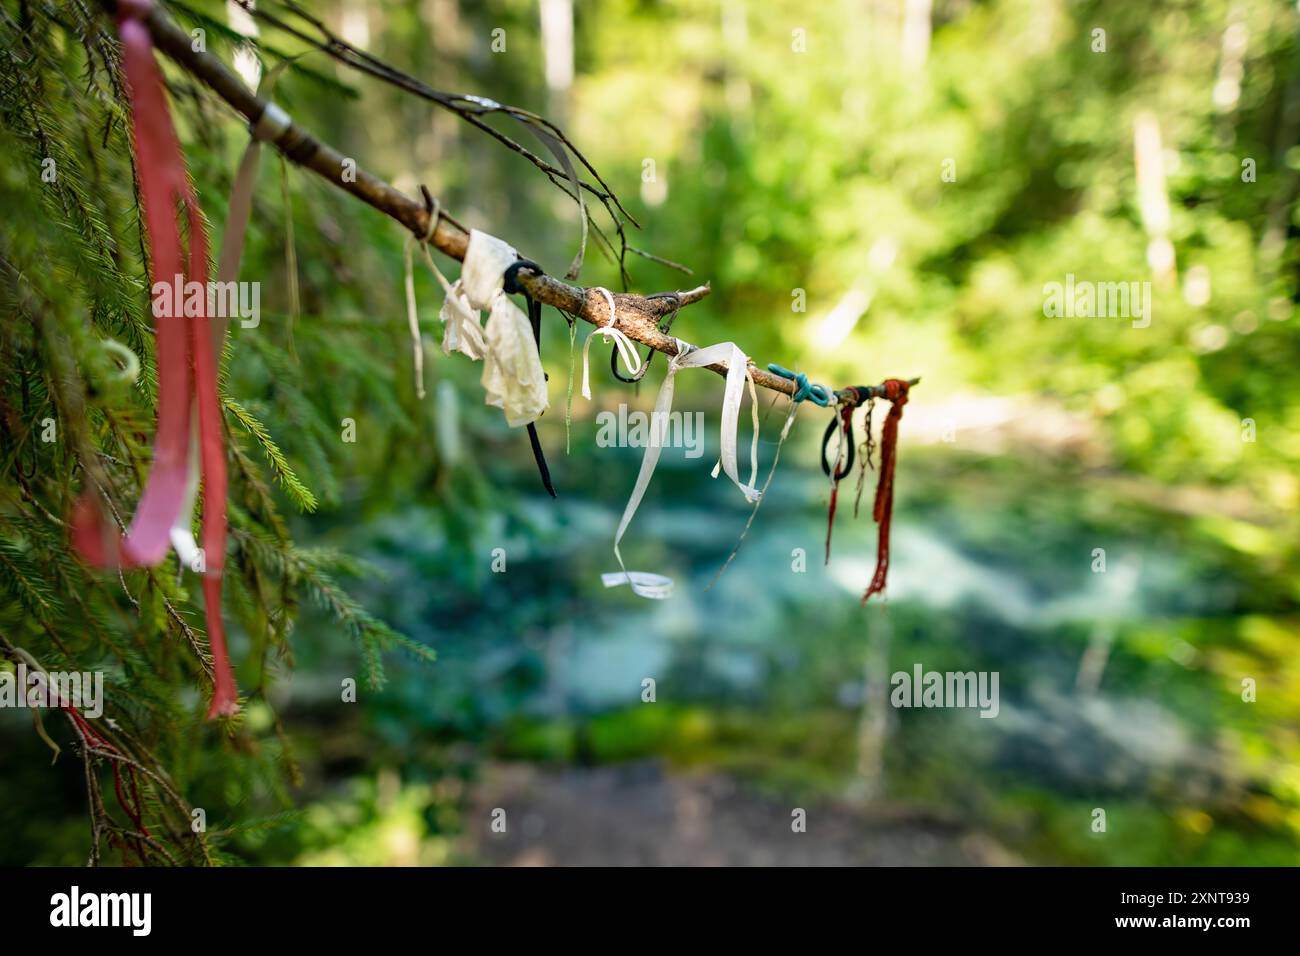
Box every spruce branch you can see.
[225,397,319,513]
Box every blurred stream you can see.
[326,431,1294,864]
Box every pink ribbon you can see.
[73,0,237,718]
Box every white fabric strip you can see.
[169,408,203,572]
[580,287,642,400]
[461,229,518,311]
[603,338,763,599]
[403,237,428,399]
[706,397,801,590]
[601,569,674,598]
[402,198,442,399]
[409,239,486,361]
[251,102,292,143]
[439,278,486,360]
[439,229,550,427]
[481,296,549,427]
[700,345,763,503]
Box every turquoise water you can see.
[333,419,1297,865]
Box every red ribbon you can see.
[64,705,151,842]
[862,379,910,603]
[73,0,237,719]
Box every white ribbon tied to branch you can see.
[602,339,763,599]
[402,204,486,361]
[439,279,486,360]
[580,287,642,399]
[482,295,549,427]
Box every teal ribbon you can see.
[767,363,833,407]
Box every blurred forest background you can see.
[1,0,1298,866]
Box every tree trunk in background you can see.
[540,0,574,123]
[1134,111,1177,285]
[1258,22,1300,274]
[853,607,893,804]
[901,0,931,70]
[420,0,463,173]
[720,0,753,116]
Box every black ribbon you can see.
[503,259,557,498]
[821,403,856,479]
[821,385,878,479]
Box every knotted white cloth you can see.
[602,339,763,599]
[482,296,549,427]
[461,230,518,311]
[439,279,486,360]
[580,287,642,399]
[438,229,548,427]
[406,224,487,361]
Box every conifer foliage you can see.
[0,0,440,864]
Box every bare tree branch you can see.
[101,0,910,399]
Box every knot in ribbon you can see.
[881,378,910,404]
[581,287,642,400]
[433,232,554,492]
[766,363,833,406]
